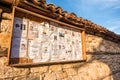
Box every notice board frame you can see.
[7,6,86,67]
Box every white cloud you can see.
[109,26,120,31]
[83,0,120,9]
[106,25,120,34]
[105,18,120,34]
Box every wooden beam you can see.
[0,47,7,57]
[7,7,15,65]
[15,7,85,31]
[0,0,13,4]
[82,31,86,60]
[0,8,2,21]
[10,60,86,67]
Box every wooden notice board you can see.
[8,7,86,66]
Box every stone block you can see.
[13,68,30,77]
[4,66,13,78]
[13,76,26,80]
[86,54,93,61]
[0,47,7,57]
[63,64,74,69]
[0,67,4,78]
[31,67,41,73]
[31,66,48,73]
[102,76,112,80]
[65,68,77,76]
[78,73,92,80]
[2,13,12,19]
[0,58,6,78]
[26,73,40,80]
[71,76,79,80]
[44,72,56,80]
[1,19,11,33]
[0,57,7,66]
[55,71,63,79]
[99,45,106,52]
[0,33,10,47]
[49,65,62,72]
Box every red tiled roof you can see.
[0,0,120,42]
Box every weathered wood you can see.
[82,31,86,60]
[31,0,46,5]
[10,60,85,67]
[0,47,7,57]
[0,0,13,4]
[0,8,2,21]
[7,7,15,65]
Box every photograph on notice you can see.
[28,39,42,63]
[58,43,66,60]
[44,21,49,29]
[11,38,27,58]
[40,22,50,40]
[49,22,55,32]
[41,42,50,62]
[38,22,44,39]
[43,21,49,33]
[28,21,39,39]
[49,24,55,32]
[50,42,59,61]
[19,38,27,57]
[58,28,65,44]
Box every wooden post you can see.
[0,9,2,21]
[7,6,15,65]
[0,8,2,33]
[82,31,86,60]
[0,0,13,4]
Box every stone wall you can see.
[85,34,120,80]
[86,34,120,53]
[0,9,120,80]
[0,9,12,57]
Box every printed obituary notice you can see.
[11,17,28,60]
[10,15,84,65]
[13,17,28,38]
[11,38,27,58]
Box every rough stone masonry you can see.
[0,0,120,80]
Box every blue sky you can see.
[46,0,120,35]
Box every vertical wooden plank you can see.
[81,30,86,60]
[26,16,30,63]
[7,6,15,65]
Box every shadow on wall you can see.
[84,34,120,80]
[76,60,112,80]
